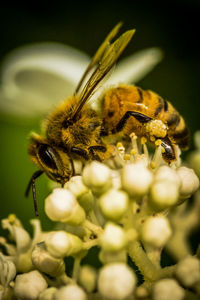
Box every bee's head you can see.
[26,133,73,216]
[28,133,73,183]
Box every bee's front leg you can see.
[88,145,107,161]
[70,147,89,160]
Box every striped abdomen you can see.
[102,84,189,150]
[146,89,189,150]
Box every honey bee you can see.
[26,23,189,215]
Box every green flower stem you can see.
[166,231,191,261]
[144,244,161,268]
[83,219,103,236]
[58,273,74,285]
[167,198,200,261]
[88,210,101,226]
[83,239,99,250]
[157,265,175,279]
[128,241,176,283]
[128,241,159,282]
[72,257,81,281]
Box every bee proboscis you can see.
[26,23,189,216]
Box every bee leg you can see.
[160,136,176,162]
[69,158,75,176]
[88,145,107,161]
[25,170,43,217]
[113,111,153,133]
[71,147,89,160]
[89,145,107,152]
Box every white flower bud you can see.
[155,165,181,186]
[99,189,129,221]
[14,270,48,300]
[100,222,127,252]
[39,287,57,300]
[45,188,85,225]
[0,254,16,286]
[45,231,83,258]
[141,216,172,248]
[149,180,179,210]
[78,265,97,293]
[152,279,185,300]
[32,242,65,276]
[177,167,199,199]
[65,176,89,197]
[175,256,200,287]
[54,284,87,300]
[98,263,137,300]
[82,161,112,194]
[122,162,153,197]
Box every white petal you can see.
[0,43,89,117]
[109,47,163,84]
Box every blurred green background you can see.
[0,0,200,234]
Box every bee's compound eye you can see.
[38,144,58,170]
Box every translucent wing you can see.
[90,47,163,111]
[72,29,135,120]
[75,22,122,94]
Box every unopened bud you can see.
[82,161,112,194]
[149,180,179,210]
[53,284,87,300]
[98,263,137,300]
[155,166,181,186]
[175,256,200,288]
[99,189,129,221]
[45,188,85,225]
[45,231,83,258]
[32,242,65,277]
[79,265,97,293]
[65,176,89,197]
[152,279,185,300]
[14,270,47,300]
[141,216,172,248]
[177,167,199,199]
[122,162,153,197]
[100,222,127,252]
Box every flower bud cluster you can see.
[1,132,200,300]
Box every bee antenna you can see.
[25,170,43,217]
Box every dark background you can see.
[0,0,200,233]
